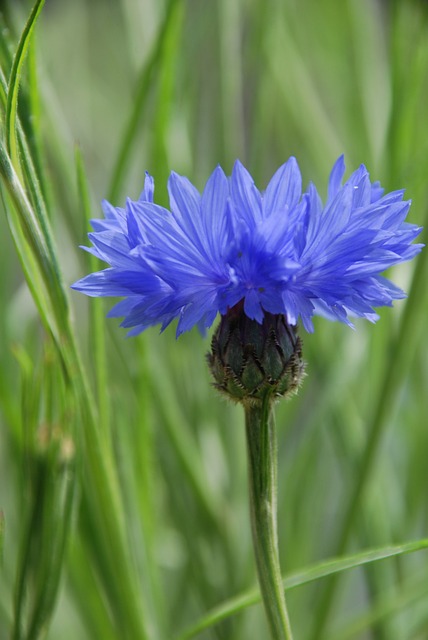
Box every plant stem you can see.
[245,395,294,640]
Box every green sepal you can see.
[208,303,305,404]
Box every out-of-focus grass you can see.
[0,1,428,639]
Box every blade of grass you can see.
[5,0,45,172]
[0,510,4,566]
[11,344,70,640]
[1,66,69,340]
[219,0,244,160]
[346,0,391,169]
[147,354,222,530]
[3,47,69,329]
[175,538,428,640]
[108,0,182,203]
[309,218,428,640]
[267,17,344,169]
[22,39,52,214]
[66,536,119,640]
[129,337,167,640]
[0,140,66,341]
[149,0,184,204]
[75,146,109,433]
[330,574,428,640]
[1,8,152,636]
[25,465,75,640]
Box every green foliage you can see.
[0,1,428,639]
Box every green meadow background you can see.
[1,0,428,638]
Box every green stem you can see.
[245,395,294,640]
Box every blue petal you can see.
[201,166,234,260]
[139,172,154,202]
[327,155,345,202]
[87,231,136,268]
[107,298,140,318]
[168,172,204,250]
[176,290,219,336]
[231,160,263,228]
[243,289,264,323]
[263,157,302,216]
[71,269,133,297]
[102,199,125,222]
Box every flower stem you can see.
[245,395,294,640]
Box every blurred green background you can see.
[1,0,428,638]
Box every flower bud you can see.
[208,303,305,404]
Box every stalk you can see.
[245,394,294,640]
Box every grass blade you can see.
[5,0,45,169]
[176,538,428,640]
[108,0,182,203]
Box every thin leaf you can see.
[108,0,182,203]
[75,146,109,432]
[175,539,428,640]
[5,0,45,170]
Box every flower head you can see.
[72,158,423,336]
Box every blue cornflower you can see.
[72,157,423,336]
